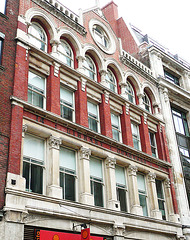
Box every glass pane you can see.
[23,161,30,191]
[90,157,102,179]
[158,199,166,220]
[137,174,146,192]
[139,194,148,216]
[111,113,119,127]
[60,172,65,198]
[33,92,44,108]
[117,188,127,212]
[0,0,6,14]
[61,105,73,121]
[60,88,73,105]
[115,166,126,185]
[28,89,32,104]
[65,174,75,201]
[94,181,103,207]
[112,128,119,141]
[60,147,76,171]
[133,138,140,150]
[131,123,138,136]
[23,135,44,161]
[88,118,98,132]
[31,164,43,194]
[28,72,45,91]
[173,115,185,135]
[88,102,97,116]
[156,179,164,199]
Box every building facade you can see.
[0,0,189,239]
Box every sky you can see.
[59,0,190,63]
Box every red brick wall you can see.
[0,0,19,209]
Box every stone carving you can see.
[80,147,91,160]
[49,135,62,150]
[105,157,116,169]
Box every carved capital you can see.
[99,69,107,77]
[148,172,156,182]
[165,178,171,188]
[113,225,125,236]
[80,147,91,160]
[49,135,62,150]
[105,157,116,169]
[22,124,28,138]
[163,87,169,102]
[104,90,109,104]
[128,164,138,176]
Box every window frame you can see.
[155,179,166,220]
[164,69,180,86]
[59,146,76,201]
[0,0,6,15]
[137,173,148,216]
[60,86,75,122]
[106,69,117,93]
[90,157,104,207]
[126,81,136,104]
[28,70,46,109]
[131,122,141,150]
[22,134,45,194]
[149,131,157,158]
[84,55,97,81]
[111,112,122,142]
[93,25,109,49]
[0,32,5,66]
[58,39,74,68]
[87,101,100,133]
[143,92,152,113]
[28,22,47,52]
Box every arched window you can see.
[58,39,74,67]
[28,22,47,52]
[126,81,135,104]
[84,55,97,81]
[106,69,117,93]
[143,92,151,113]
[93,25,109,48]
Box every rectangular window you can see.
[60,87,74,121]
[59,147,76,201]
[156,179,166,220]
[149,131,157,157]
[111,113,121,141]
[164,70,179,85]
[0,0,6,14]
[115,165,127,212]
[137,174,148,216]
[28,71,46,109]
[0,39,3,65]
[131,122,141,150]
[90,157,103,207]
[23,134,44,194]
[88,101,99,132]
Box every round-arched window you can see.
[28,22,47,52]
[84,55,97,81]
[93,25,109,48]
[58,40,74,67]
[106,69,117,93]
[143,92,151,113]
[126,81,135,104]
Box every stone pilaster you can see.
[77,55,85,74]
[100,70,108,88]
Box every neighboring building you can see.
[0,0,189,240]
[0,0,19,214]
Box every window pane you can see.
[32,91,44,108]
[137,174,146,192]
[61,105,73,121]
[139,194,148,216]
[60,147,76,171]
[23,135,44,161]
[117,188,127,212]
[133,138,140,150]
[23,161,30,191]
[0,40,3,65]
[60,88,73,104]
[112,128,119,141]
[28,72,45,90]
[94,181,103,207]
[88,118,98,132]
[158,199,166,220]
[88,102,97,116]
[173,114,185,135]
[156,180,164,199]
[115,166,126,186]
[65,174,75,201]
[90,157,102,179]
[31,164,43,194]
[111,113,119,127]
[0,0,6,14]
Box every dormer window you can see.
[28,23,47,52]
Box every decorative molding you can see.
[125,102,130,115]
[105,157,116,169]
[80,147,91,160]
[128,165,138,176]
[163,88,169,102]
[53,62,61,77]
[165,178,171,188]
[113,225,125,236]
[104,90,109,104]
[81,78,87,92]
[22,124,28,137]
[143,112,147,125]
[148,172,156,182]
[49,135,62,150]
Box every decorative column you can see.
[99,90,112,138]
[120,82,127,97]
[50,39,59,58]
[182,70,190,91]
[75,77,88,127]
[147,172,162,219]
[105,157,120,210]
[120,103,133,147]
[47,135,62,198]
[100,69,108,88]
[46,62,61,115]
[77,55,85,74]
[137,93,145,109]
[164,178,178,222]
[79,147,93,205]
[139,113,152,155]
[113,225,125,240]
[128,165,143,215]
[149,50,164,78]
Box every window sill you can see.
[0,65,5,71]
[0,12,8,20]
